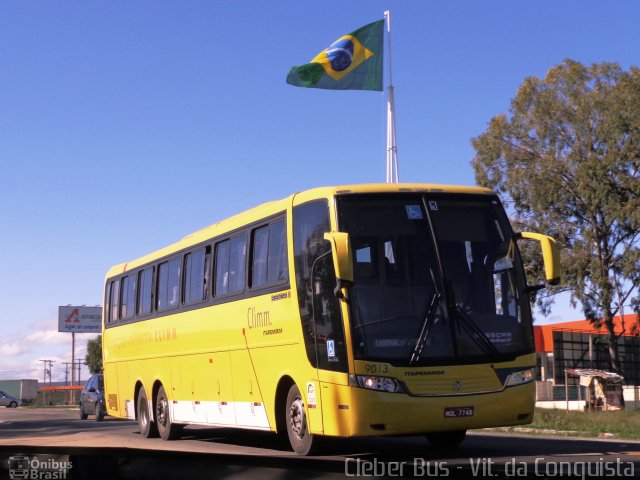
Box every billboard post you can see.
[58,306,102,404]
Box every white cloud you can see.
[25,330,70,345]
[0,342,30,356]
[0,357,40,380]
[0,313,99,381]
[14,355,92,383]
[29,317,58,331]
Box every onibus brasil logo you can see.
[8,455,72,480]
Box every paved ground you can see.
[1,407,640,479]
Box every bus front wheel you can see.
[286,384,315,455]
[156,385,182,440]
[426,430,467,448]
[137,387,158,438]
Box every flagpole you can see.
[384,10,399,183]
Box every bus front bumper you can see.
[345,382,535,437]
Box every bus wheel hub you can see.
[289,398,306,438]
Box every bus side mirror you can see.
[517,232,561,286]
[324,231,354,297]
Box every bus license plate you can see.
[444,407,474,418]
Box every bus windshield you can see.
[337,194,534,366]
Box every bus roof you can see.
[105,183,494,278]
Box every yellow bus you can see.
[102,183,559,454]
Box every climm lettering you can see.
[247,307,272,329]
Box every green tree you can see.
[85,335,103,374]
[472,59,640,374]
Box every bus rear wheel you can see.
[156,385,182,440]
[137,387,158,438]
[286,384,315,455]
[426,430,467,448]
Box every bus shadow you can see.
[179,426,292,452]
[178,427,640,460]
[0,415,131,439]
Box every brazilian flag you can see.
[287,19,384,91]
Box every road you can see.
[1,408,639,479]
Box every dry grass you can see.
[524,407,640,439]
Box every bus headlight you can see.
[352,375,403,393]
[505,368,536,387]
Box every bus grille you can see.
[402,372,502,396]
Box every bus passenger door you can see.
[312,253,351,436]
[293,199,350,435]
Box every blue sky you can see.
[1,1,638,381]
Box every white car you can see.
[0,390,20,408]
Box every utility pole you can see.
[63,362,73,405]
[71,331,75,404]
[69,359,83,405]
[39,359,55,406]
[76,360,83,385]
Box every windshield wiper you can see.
[454,304,500,356]
[410,270,442,365]
[409,292,442,364]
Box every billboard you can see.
[58,306,102,333]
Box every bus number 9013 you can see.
[363,363,390,375]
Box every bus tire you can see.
[137,387,158,438]
[426,430,467,448]
[286,384,315,455]
[156,385,182,440]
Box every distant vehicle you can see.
[0,379,38,405]
[79,374,106,421]
[0,390,20,408]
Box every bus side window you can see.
[184,247,210,304]
[168,258,181,307]
[214,235,247,297]
[157,262,169,310]
[251,219,289,290]
[121,275,136,321]
[203,248,211,300]
[104,282,112,325]
[157,258,181,311]
[110,279,120,323]
[267,219,288,284]
[214,240,230,297]
[229,235,247,294]
[137,268,153,316]
[251,226,269,288]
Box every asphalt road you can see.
[1,407,639,479]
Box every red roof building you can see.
[533,314,640,386]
